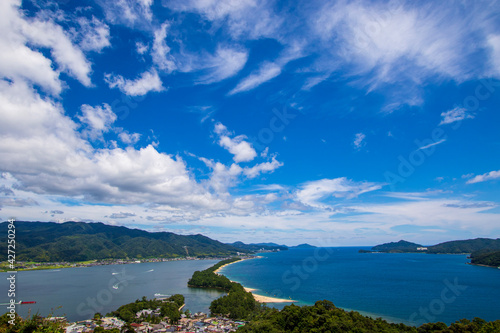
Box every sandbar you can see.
[215,256,297,303]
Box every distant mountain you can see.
[367,238,500,255]
[371,240,423,253]
[290,243,316,249]
[253,242,287,247]
[228,241,288,251]
[0,221,243,262]
[427,238,500,254]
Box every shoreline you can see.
[467,262,500,269]
[216,256,298,304]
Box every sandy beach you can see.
[215,257,297,304]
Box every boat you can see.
[154,293,171,297]
[112,285,119,289]
[0,301,36,306]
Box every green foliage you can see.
[188,258,265,319]
[0,313,65,333]
[237,301,500,333]
[108,295,184,324]
[209,283,265,320]
[160,303,180,325]
[187,258,242,290]
[0,221,243,262]
[470,250,500,267]
[427,238,500,254]
[372,240,422,253]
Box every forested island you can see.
[361,238,500,268]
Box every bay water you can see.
[0,259,224,322]
[219,247,500,326]
[2,248,499,326]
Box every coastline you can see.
[467,262,500,269]
[216,256,297,304]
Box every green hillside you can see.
[470,250,500,267]
[427,238,500,254]
[371,240,422,253]
[0,221,243,262]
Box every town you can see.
[63,312,245,333]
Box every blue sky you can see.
[1,0,500,246]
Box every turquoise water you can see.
[0,260,224,322]
[219,248,500,326]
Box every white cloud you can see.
[78,104,117,141]
[353,133,366,149]
[196,47,248,84]
[136,41,149,55]
[417,138,446,151]
[214,123,257,163]
[439,107,474,125]
[0,0,92,94]
[0,79,229,214]
[467,170,500,184]
[487,34,500,76]
[105,69,165,96]
[74,16,111,52]
[98,0,153,27]
[152,23,176,72]
[229,62,281,95]
[307,2,499,107]
[243,156,283,178]
[296,178,383,209]
[163,0,282,40]
[119,132,141,145]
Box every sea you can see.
[0,259,225,322]
[219,247,500,326]
[1,248,499,325]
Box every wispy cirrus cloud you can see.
[439,107,474,125]
[295,177,384,209]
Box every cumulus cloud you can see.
[243,156,283,178]
[105,69,165,96]
[439,107,474,125]
[78,104,117,141]
[0,185,14,196]
[109,212,136,219]
[214,123,257,163]
[467,170,500,184]
[0,197,38,208]
[0,0,92,94]
[119,132,141,145]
